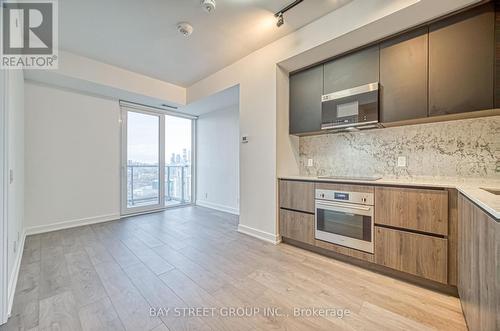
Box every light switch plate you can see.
[307,159,313,167]
[397,156,407,167]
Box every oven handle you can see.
[315,200,372,211]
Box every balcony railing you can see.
[127,164,191,207]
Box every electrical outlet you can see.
[397,156,407,168]
[307,159,314,167]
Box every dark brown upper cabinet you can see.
[289,65,323,134]
[429,3,494,116]
[288,3,496,135]
[380,28,429,123]
[323,46,380,94]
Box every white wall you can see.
[196,105,239,214]
[26,51,186,108]
[5,69,25,315]
[24,82,121,233]
[187,0,479,243]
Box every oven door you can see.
[315,200,374,253]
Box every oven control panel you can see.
[334,192,349,200]
[315,189,374,206]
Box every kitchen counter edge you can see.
[278,175,500,221]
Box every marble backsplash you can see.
[299,116,500,178]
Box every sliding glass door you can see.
[165,115,192,207]
[121,105,194,215]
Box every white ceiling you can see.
[59,0,352,87]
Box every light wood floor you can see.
[1,206,467,331]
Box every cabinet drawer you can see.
[279,180,314,213]
[375,186,448,235]
[315,239,374,263]
[375,226,448,283]
[279,209,315,245]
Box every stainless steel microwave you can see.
[321,82,379,130]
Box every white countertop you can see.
[278,175,500,220]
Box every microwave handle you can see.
[316,200,371,211]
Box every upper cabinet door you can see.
[289,65,323,134]
[429,4,494,116]
[380,28,429,123]
[323,46,380,94]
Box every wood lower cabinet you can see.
[375,226,448,284]
[278,179,459,287]
[458,194,499,331]
[279,180,315,213]
[447,189,459,286]
[279,209,315,245]
[375,186,448,235]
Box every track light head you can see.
[274,0,303,28]
[276,13,284,28]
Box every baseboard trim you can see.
[237,224,280,244]
[7,229,25,317]
[25,214,121,235]
[196,200,239,215]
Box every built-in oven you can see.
[315,189,374,253]
[321,82,379,130]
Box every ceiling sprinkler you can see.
[201,0,216,13]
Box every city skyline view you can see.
[127,111,192,165]
[126,111,193,208]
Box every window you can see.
[165,115,192,206]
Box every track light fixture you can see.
[274,0,303,28]
[276,13,284,28]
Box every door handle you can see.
[316,201,371,211]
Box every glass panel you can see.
[127,112,160,208]
[317,209,371,241]
[165,115,192,206]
